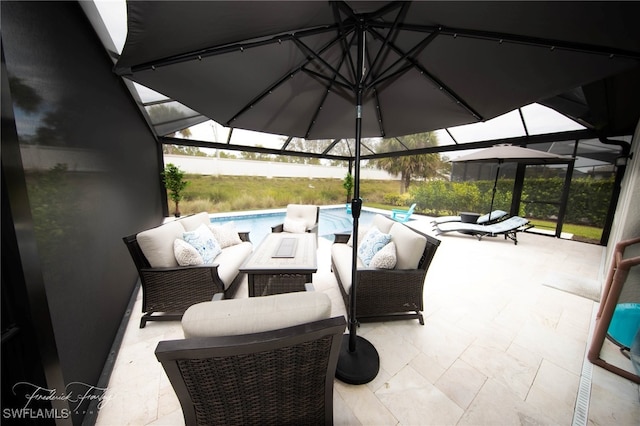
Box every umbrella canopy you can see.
[451,144,571,165]
[115,1,640,142]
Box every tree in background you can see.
[342,172,354,203]
[372,132,448,192]
[162,163,189,217]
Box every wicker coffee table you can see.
[240,233,317,297]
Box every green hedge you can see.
[409,177,614,227]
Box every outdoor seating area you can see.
[100,213,640,426]
[3,3,640,426]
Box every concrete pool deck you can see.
[97,212,640,425]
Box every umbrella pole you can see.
[488,160,502,222]
[336,24,379,385]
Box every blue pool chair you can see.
[391,203,416,222]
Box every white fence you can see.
[19,146,396,180]
[164,154,397,180]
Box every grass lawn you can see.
[176,175,603,243]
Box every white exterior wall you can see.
[164,154,397,180]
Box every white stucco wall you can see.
[163,154,397,180]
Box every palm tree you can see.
[373,132,448,192]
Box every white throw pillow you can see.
[182,224,222,264]
[283,217,307,233]
[369,241,397,269]
[174,239,204,266]
[209,221,242,248]
[357,226,392,267]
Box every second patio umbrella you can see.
[452,145,571,221]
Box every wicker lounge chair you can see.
[433,216,533,245]
[430,209,508,225]
[156,315,346,426]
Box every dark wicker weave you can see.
[332,226,440,325]
[122,230,250,328]
[251,273,311,297]
[155,316,346,426]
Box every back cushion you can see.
[372,214,395,234]
[182,291,332,338]
[389,223,427,269]
[286,204,318,228]
[178,212,211,231]
[137,221,186,267]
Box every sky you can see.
[93,0,586,155]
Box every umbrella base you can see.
[336,334,380,385]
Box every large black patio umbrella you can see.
[452,145,571,221]
[115,1,640,384]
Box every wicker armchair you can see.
[271,204,320,238]
[331,222,440,325]
[122,229,251,328]
[155,316,346,426]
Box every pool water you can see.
[209,207,378,245]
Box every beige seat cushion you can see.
[137,221,186,267]
[389,222,427,269]
[213,241,253,289]
[331,243,364,294]
[182,291,332,338]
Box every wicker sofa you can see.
[331,214,440,325]
[123,212,253,328]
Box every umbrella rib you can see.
[302,45,352,139]
[368,27,483,121]
[366,2,410,82]
[366,30,439,88]
[226,31,353,127]
[374,22,640,60]
[332,1,357,84]
[293,36,356,90]
[363,45,387,138]
[122,23,345,74]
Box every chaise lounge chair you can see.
[391,203,416,222]
[431,209,508,225]
[433,216,533,245]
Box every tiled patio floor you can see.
[96,215,640,425]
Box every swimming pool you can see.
[209,207,379,245]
